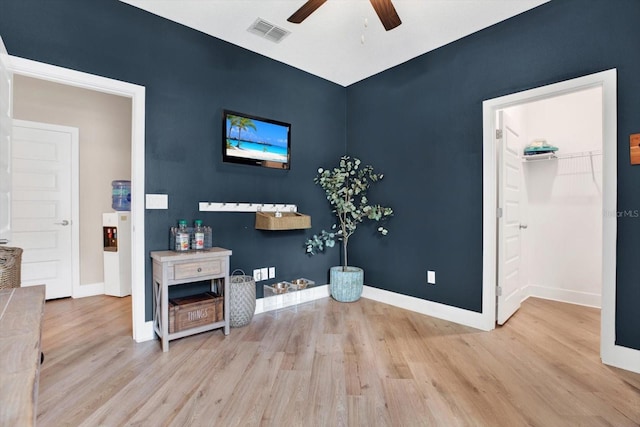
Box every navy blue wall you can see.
[347,0,640,350]
[0,0,345,317]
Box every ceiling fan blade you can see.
[287,0,328,24]
[370,0,402,31]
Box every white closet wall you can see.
[506,87,603,307]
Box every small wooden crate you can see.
[255,212,311,230]
[168,292,223,333]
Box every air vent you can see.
[248,18,290,43]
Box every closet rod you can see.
[556,149,602,160]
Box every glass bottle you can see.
[193,219,205,250]
[175,219,189,251]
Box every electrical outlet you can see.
[427,270,436,285]
[268,267,276,279]
[261,267,268,281]
[253,269,261,281]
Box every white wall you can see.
[504,86,603,307]
[13,75,132,289]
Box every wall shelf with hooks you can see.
[199,202,298,213]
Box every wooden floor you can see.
[37,295,640,426]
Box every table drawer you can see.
[173,259,224,280]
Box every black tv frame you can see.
[222,109,291,170]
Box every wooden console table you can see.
[0,285,46,426]
[151,248,232,352]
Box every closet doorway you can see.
[497,86,603,324]
[481,69,624,370]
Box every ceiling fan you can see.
[287,0,402,31]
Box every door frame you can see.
[12,119,79,299]
[483,69,639,373]
[8,56,153,342]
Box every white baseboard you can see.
[135,321,156,343]
[602,342,640,374]
[524,284,601,308]
[362,285,490,331]
[73,281,105,298]
[253,283,489,331]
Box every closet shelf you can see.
[522,152,557,161]
[522,149,602,162]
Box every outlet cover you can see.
[268,267,276,279]
[253,269,261,281]
[261,267,268,281]
[427,270,436,285]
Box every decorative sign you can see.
[631,133,640,165]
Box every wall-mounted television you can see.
[222,109,291,170]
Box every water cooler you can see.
[103,211,131,297]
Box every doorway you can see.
[496,87,604,325]
[480,69,640,372]
[8,55,150,342]
[13,75,132,300]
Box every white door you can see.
[497,110,524,325]
[11,119,78,299]
[0,36,12,244]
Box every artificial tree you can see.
[305,155,393,270]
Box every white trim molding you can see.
[9,56,148,343]
[602,344,640,374]
[362,286,490,331]
[256,284,489,332]
[524,284,601,309]
[73,282,105,298]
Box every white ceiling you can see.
[120,0,549,87]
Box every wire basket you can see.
[229,270,256,327]
[0,247,23,290]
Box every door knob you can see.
[519,224,528,229]
[55,220,70,226]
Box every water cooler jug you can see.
[103,211,131,297]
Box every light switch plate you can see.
[146,194,168,209]
[427,270,436,285]
[261,267,268,281]
[268,267,275,279]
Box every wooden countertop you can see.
[0,285,46,426]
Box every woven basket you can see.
[229,270,256,327]
[0,247,23,290]
[255,212,311,230]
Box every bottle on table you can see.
[175,219,190,251]
[193,220,205,250]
